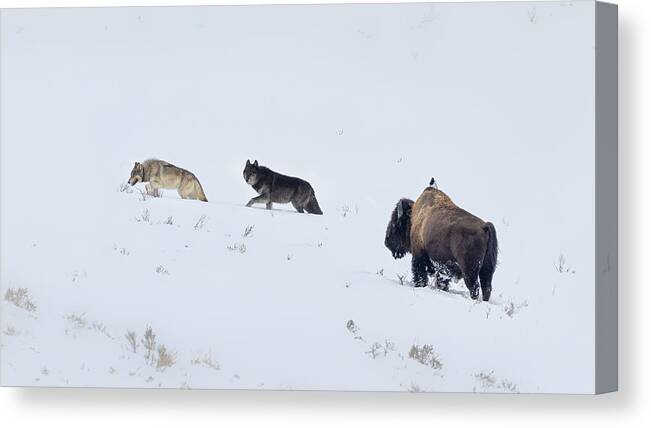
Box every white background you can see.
[0,0,647,426]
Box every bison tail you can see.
[305,192,323,215]
[483,222,498,273]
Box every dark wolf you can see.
[243,160,323,215]
[384,179,498,301]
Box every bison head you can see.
[385,198,414,259]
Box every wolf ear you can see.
[254,160,258,167]
[134,162,139,167]
[246,159,251,166]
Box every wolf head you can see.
[243,159,260,185]
[128,162,144,186]
[385,198,414,259]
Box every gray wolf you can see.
[128,159,208,202]
[384,178,497,301]
[243,160,322,215]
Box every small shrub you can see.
[365,342,383,359]
[4,288,36,313]
[163,216,174,225]
[141,326,157,365]
[409,344,443,370]
[376,268,384,276]
[156,345,176,371]
[396,274,407,286]
[125,330,138,353]
[383,339,396,356]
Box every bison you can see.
[385,179,498,301]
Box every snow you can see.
[1,2,596,393]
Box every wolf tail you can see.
[196,182,208,202]
[482,222,498,274]
[305,191,323,215]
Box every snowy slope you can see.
[1,2,596,393]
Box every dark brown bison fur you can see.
[385,185,498,301]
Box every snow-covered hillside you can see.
[1,3,597,393]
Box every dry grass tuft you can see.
[4,288,37,313]
[409,344,443,370]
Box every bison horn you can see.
[397,202,403,219]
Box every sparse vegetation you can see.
[474,371,519,393]
[191,353,220,371]
[118,182,134,194]
[346,319,362,340]
[194,214,208,231]
[4,288,37,313]
[226,243,247,253]
[155,265,170,275]
[383,339,396,356]
[396,274,407,286]
[125,330,138,353]
[2,325,18,336]
[136,208,151,223]
[408,383,425,393]
[376,268,384,276]
[163,216,174,225]
[554,254,576,274]
[113,245,129,256]
[474,371,496,388]
[89,321,113,338]
[409,344,443,370]
[242,224,255,238]
[365,342,383,359]
[504,300,529,318]
[70,270,87,282]
[65,313,87,329]
[141,326,157,365]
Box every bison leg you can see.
[411,255,429,287]
[460,262,481,300]
[435,267,452,292]
[479,263,494,302]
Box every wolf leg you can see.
[246,194,269,207]
[145,183,160,198]
[291,201,305,213]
